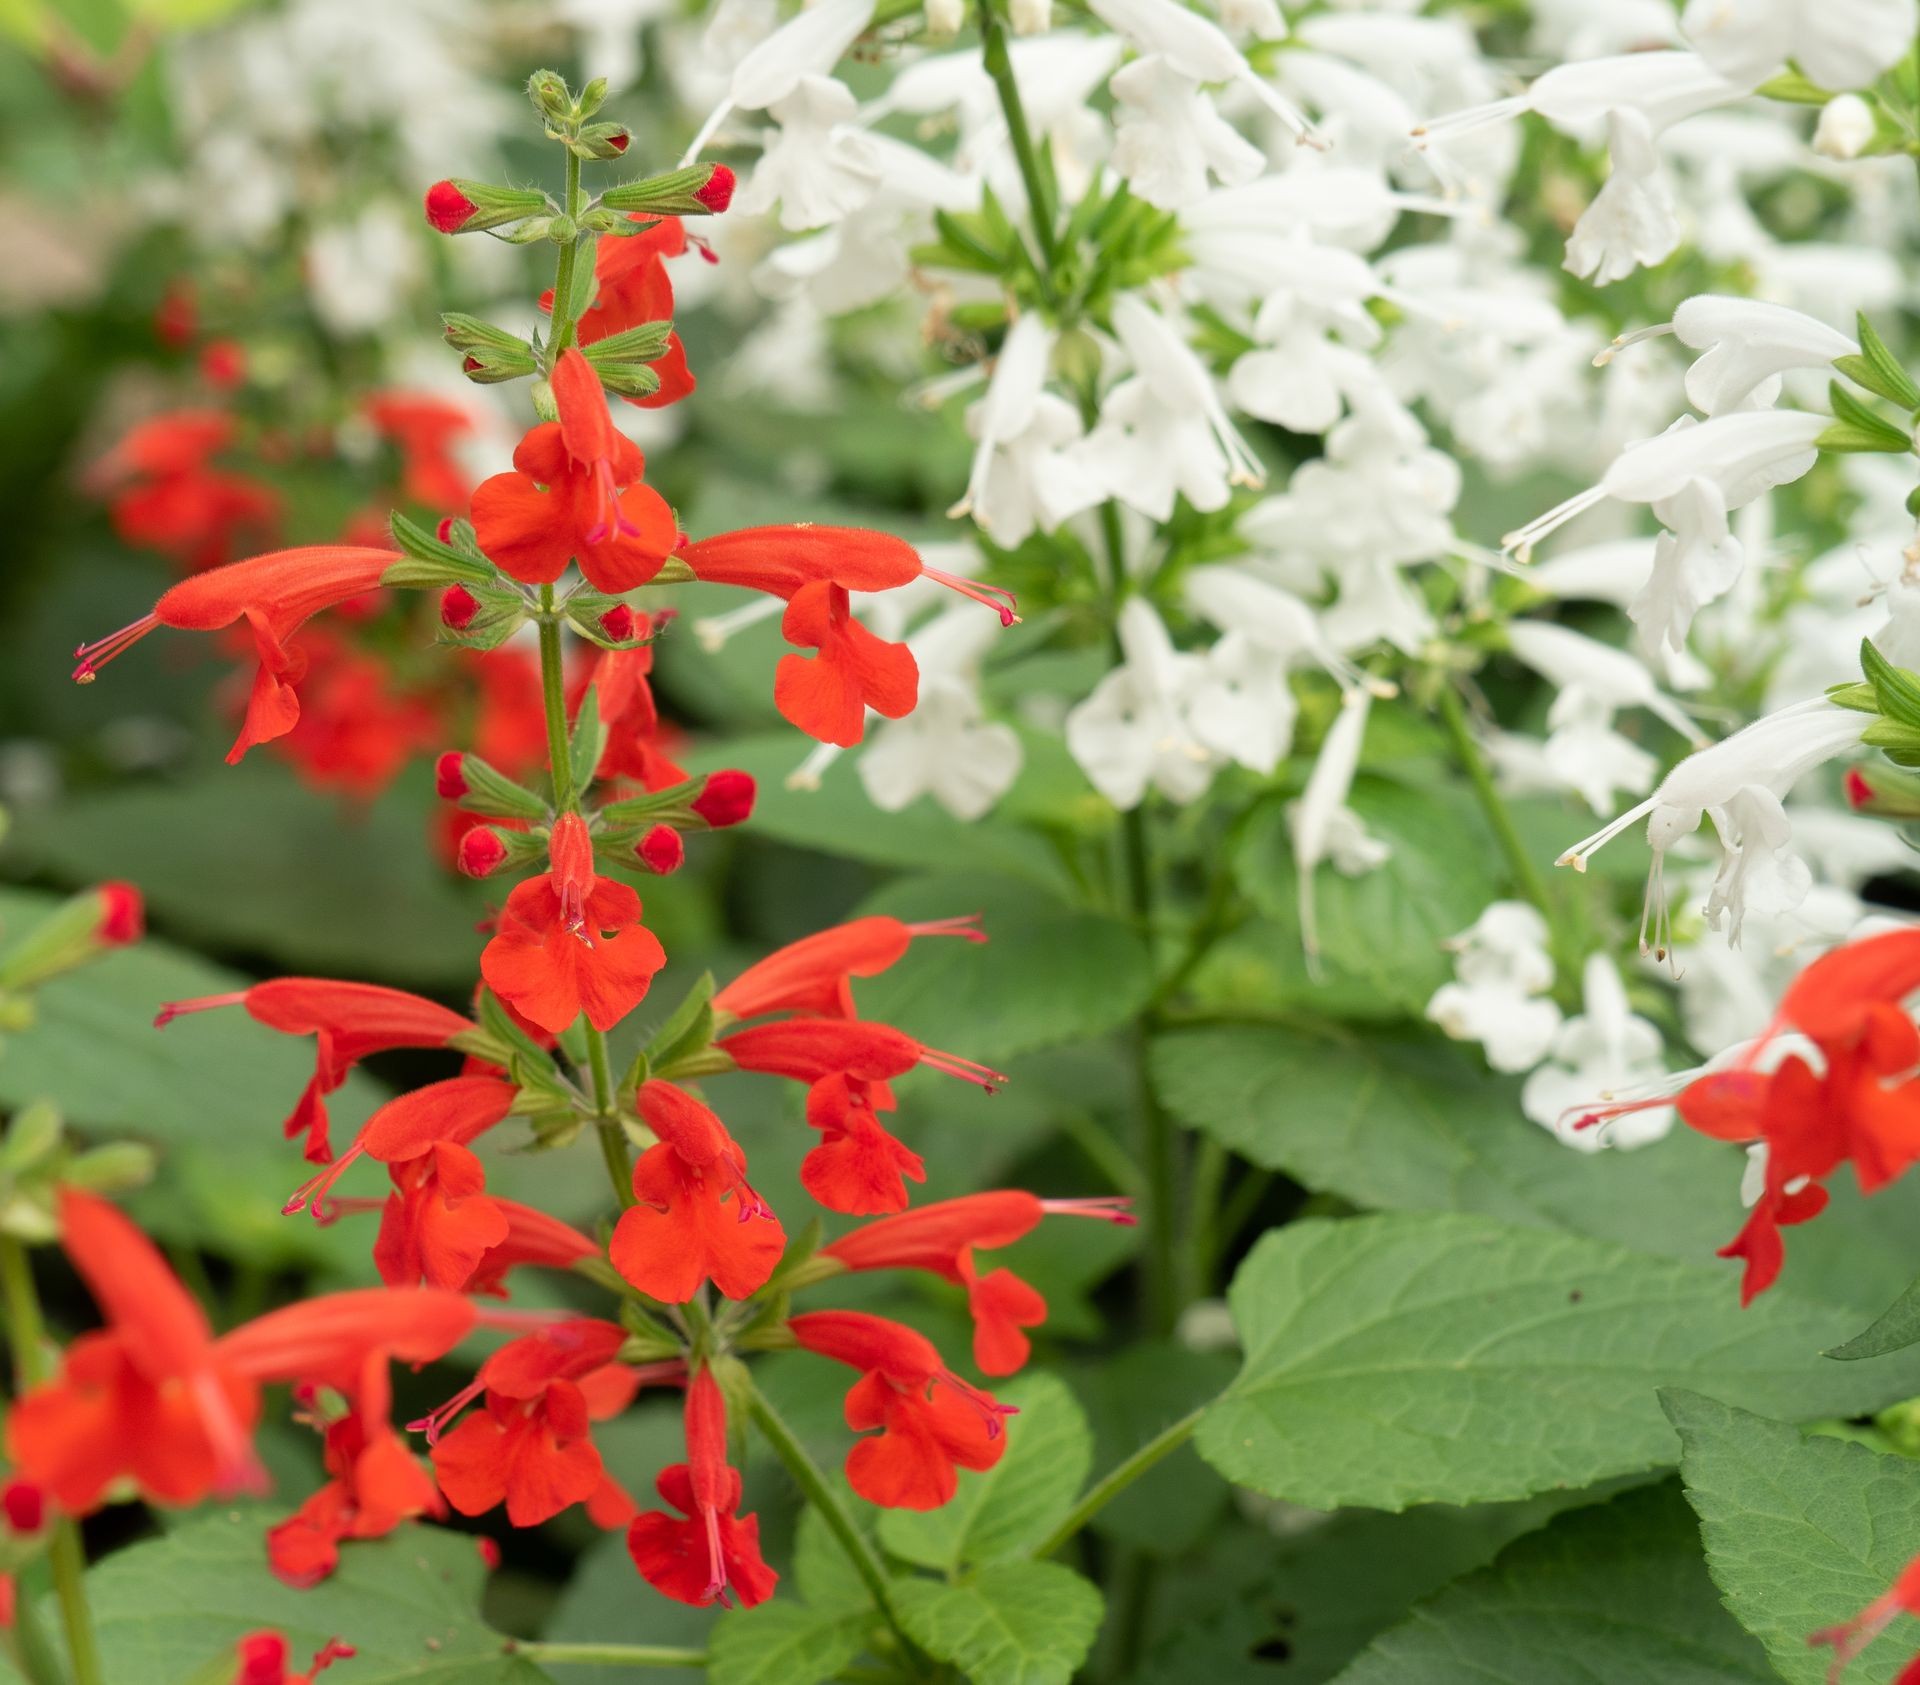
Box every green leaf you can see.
[879,1374,1093,1571]
[59,1513,548,1682]
[1233,778,1504,1015]
[1329,1483,1773,1684]
[1667,1389,1920,1685]
[854,873,1153,1064]
[1830,1269,1920,1360]
[1197,1213,1920,1511]
[708,1601,866,1685]
[892,1561,1103,1685]
[793,1495,880,1616]
[1839,314,1920,409]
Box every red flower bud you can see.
[1,1479,45,1537]
[691,770,755,829]
[435,517,456,543]
[436,751,469,801]
[425,180,479,234]
[1846,767,1875,809]
[637,825,685,875]
[476,1537,502,1571]
[235,1634,289,1685]
[462,356,483,375]
[599,604,637,642]
[200,339,246,390]
[695,164,736,213]
[96,882,144,946]
[441,585,480,630]
[608,131,631,153]
[458,827,510,878]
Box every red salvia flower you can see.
[628,1367,777,1608]
[547,216,697,411]
[72,546,402,765]
[87,410,280,575]
[715,913,985,1021]
[681,525,1018,746]
[464,1201,599,1298]
[825,1192,1134,1374]
[574,636,690,790]
[274,630,444,802]
[233,1633,356,1685]
[609,1080,785,1303]
[372,1143,510,1292]
[1811,1548,1920,1683]
[469,349,676,591]
[480,870,666,1036]
[364,391,477,513]
[789,1311,1014,1510]
[155,978,473,1164]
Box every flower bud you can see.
[1815,94,1876,161]
[567,123,632,161]
[695,164,735,213]
[925,0,963,34]
[441,586,480,630]
[425,179,553,235]
[0,883,142,992]
[578,76,610,119]
[200,339,246,390]
[458,827,511,878]
[691,770,756,829]
[96,882,144,947]
[436,751,470,801]
[1,1479,44,1538]
[527,68,574,124]
[425,180,478,233]
[1010,0,1050,31]
[637,825,685,875]
[600,164,737,218]
[436,517,456,543]
[600,604,638,642]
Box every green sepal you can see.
[568,686,604,796]
[1827,679,1881,713]
[1818,380,1913,453]
[564,122,631,161]
[644,973,716,1076]
[384,509,497,587]
[1756,68,1834,104]
[447,753,551,823]
[599,164,728,217]
[1834,312,1920,409]
[1860,636,1920,729]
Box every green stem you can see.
[1034,1407,1203,1561]
[1209,1168,1274,1282]
[0,1238,102,1685]
[548,150,585,356]
[1122,808,1178,1337]
[975,0,1058,275]
[747,1385,912,1656]
[586,1029,635,1208]
[509,1640,706,1668]
[1434,683,1555,922]
[537,590,575,811]
[1181,1136,1228,1303]
[7,1586,65,1685]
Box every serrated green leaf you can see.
[892,1561,1102,1685]
[879,1374,1093,1572]
[54,1514,548,1683]
[707,1601,866,1685]
[1197,1213,1920,1511]
[1329,1483,1772,1684]
[1666,1390,1920,1685]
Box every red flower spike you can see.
[788,1311,1015,1510]
[691,770,755,829]
[695,164,736,213]
[72,547,400,764]
[433,1378,607,1527]
[628,1369,777,1609]
[95,881,144,946]
[424,180,479,233]
[436,750,470,800]
[7,1191,266,1512]
[154,978,472,1164]
[637,825,684,875]
[480,874,666,1035]
[609,1081,785,1302]
[715,914,983,1021]
[469,348,676,593]
[459,827,510,878]
[441,584,480,630]
[87,410,281,574]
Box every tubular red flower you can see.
[469,349,676,591]
[464,1201,599,1298]
[609,1081,785,1302]
[234,1632,356,1685]
[628,1368,777,1608]
[94,881,144,946]
[155,979,474,1164]
[715,914,984,1021]
[364,391,475,512]
[480,874,666,1035]
[87,410,281,574]
[550,216,697,412]
[371,1142,510,1291]
[72,547,400,764]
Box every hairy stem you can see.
[537,589,575,811]
[975,0,1058,274]
[548,149,585,356]
[1034,1407,1204,1560]
[508,1639,707,1668]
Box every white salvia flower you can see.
[1426,900,1562,1072]
[1226,245,1386,434]
[1522,955,1675,1151]
[1065,599,1219,809]
[1187,633,1298,774]
[735,75,882,230]
[1082,293,1266,521]
[1559,698,1869,952]
[925,0,964,36]
[1680,0,1917,91]
[1088,0,1324,145]
[1525,537,1659,608]
[1504,620,1706,747]
[1599,294,1857,416]
[1011,0,1051,32]
[1290,689,1389,967]
[1562,108,1681,285]
[1109,56,1267,208]
[1219,0,1284,39]
[682,0,876,162]
[1184,564,1380,692]
[1488,710,1661,816]
[1814,93,1878,159]
[558,0,675,92]
[860,605,1023,819]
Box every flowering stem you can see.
[746,1384,913,1657]
[0,1237,103,1685]
[507,1640,706,1667]
[587,1031,635,1208]
[549,150,585,357]
[537,589,575,812]
[1033,1406,1205,1560]
[975,0,1058,274]
[1434,682,1556,926]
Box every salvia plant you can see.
[31,0,1920,1683]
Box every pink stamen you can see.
[918,1045,1009,1093]
[72,613,160,683]
[907,914,988,944]
[582,461,645,547]
[282,1144,365,1221]
[153,990,247,1028]
[701,1505,732,1606]
[1040,1196,1137,1227]
[409,1376,487,1445]
[938,1369,1019,1440]
[924,567,1020,627]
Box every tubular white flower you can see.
[1814,93,1877,159]
[734,75,883,231]
[1427,899,1562,1072]
[1415,50,1754,147]
[1521,954,1675,1151]
[1109,55,1266,208]
[1504,620,1705,747]
[1679,0,1917,92]
[1065,599,1219,809]
[949,312,1057,528]
[1600,295,1857,416]
[682,0,877,162]
[1289,689,1388,967]
[1562,108,1681,285]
